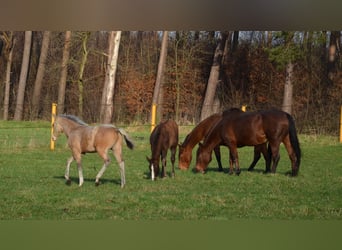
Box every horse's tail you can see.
[286,113,301,171]
[117,128,134,150]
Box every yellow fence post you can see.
[50,103,57,150]
[151,103,157,132]
[340,106,342,143]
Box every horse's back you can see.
[150,119,178,147]
[94,125,121,149]
[221,110,266,146]
[260,109,289,138]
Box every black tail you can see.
[118,128,134,150]
[286,113,301,172]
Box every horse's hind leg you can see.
[161,151,167,178]
[269,142,280,173]
[111,143,126,188]
[170,146,177,178]
[283,135,298,176]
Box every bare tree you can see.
[151,31,168,122]
[100,31,122,123]
[282,62,294,114]
[14,31,32,121]
[31,31,51,119]
[77,32,90,118]
[57,31,72,115]
[200,32,228,121]
[327,31,341,81]
[1,32,15,120]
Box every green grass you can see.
[0,120,341,220]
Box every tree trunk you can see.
[232,31,239,52]
[100,31,122,124]
[151,31,168,122]
[77,32,90,118]
[282,61,294,114]
[57,31,72,115]
[327,31,341,81]
[3,33,15,120]
[200,32,228,121]
[31,31,51,119]
[14,31,32,121]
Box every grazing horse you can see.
[52,115,134,188]
[146,119,178,181]
[179,112,267,172]
[195,108,301,176]
[179,113,223,170]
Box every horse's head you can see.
[178,144,191,170]
[51,117,63,141]
[194,143,212,173]
[146,156,159,181]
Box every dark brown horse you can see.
[147,119,179,181]
[179,112,267,172]
[52,115,134,188]
[195,108,301,176]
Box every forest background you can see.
[0,31,341,135]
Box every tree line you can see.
[0,31,341,134]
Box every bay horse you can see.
[52,115,134,188]
[195,108,301,176]
[179,112,267,172]
[146,119,178,181]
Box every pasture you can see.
[0,120,341,220]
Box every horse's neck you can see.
[183,126,207,149]
[61,120,86,137]
[203,129,222,152]
[183,114,222,149]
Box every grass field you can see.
[0,120,341,220]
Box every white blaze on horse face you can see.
[151,164,155,181]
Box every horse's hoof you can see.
[218,168,223,172]
[65,179,72,186]
[95,181,100,187]
[236,170,241,176]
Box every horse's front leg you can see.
[65,156,74,185]
[247,145,262,171]
[228,150,234,175]
[75,156,84,187]
[213,145,223,172]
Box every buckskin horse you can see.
[52,115,134,188]
[179,112,267,172]
[195,108,301,176]
[147,119,178,181]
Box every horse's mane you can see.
[59,114,88,126]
